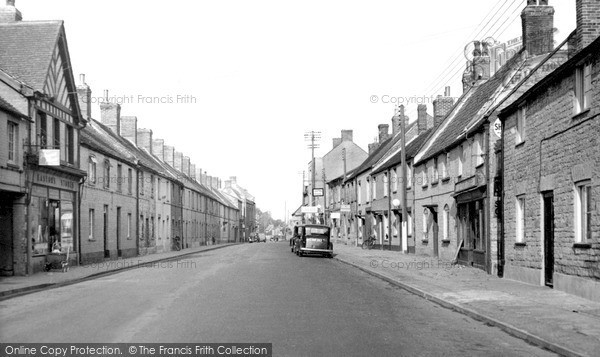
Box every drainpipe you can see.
[135,168,140,256]
[387,169,392,251]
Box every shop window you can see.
[516,195,526,243]
[574,62,592,114]
[575,182,593,243]
[7,121,17,163]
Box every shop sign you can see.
[39,149,60,166]
[34,172,77,191]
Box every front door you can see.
[431,208,439,257]
[543,192,555,287]
[103,205,109,258]
[116,207,121,257]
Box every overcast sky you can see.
[18,0,576,220]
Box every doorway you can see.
[543,192,554,287]
[431,208,439,258]
[116,207,121,257]
[103,205,109,258]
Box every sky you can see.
[17,0,576,220]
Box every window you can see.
[128,168,133,195]
[157,178,162,200]
[433,158,439,182]
[422,209,429,240]
[65,125,74,164]
[104,160,111,188]
[574,62,592,114]
[516,107,526,144]
[150,175,155,198]
[372,177,377,200]
[392,169,398,192]
[422,166,428,186]
[38,111,47,148]
[575,182,593,243]
[366,178,371,202]
[407,164,412,188]
[475,135,484,166]
[407,211,413,236]
[458,146,464,177]
[139,171,145,195]
[7,121,17,163]
[442,153,448,179]
[88,156,97,184]
[383,173,389,197]
[53,118,60,151]
[89,209,95,240]
[127,213,131,239]
[117,164,122,192]
[443,205,450,240]
[358,181,362,205]
[516,195,526,243]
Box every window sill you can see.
[422,184,429,189]
[573,242,591,249]
[441,239,450,244]
[475,163,485,169]
[572,108,590,120]
[6,162,21,170]
[421,239,428,244]
[88,239,96,242]
[441,177,451,183]
[431,180,439,187]
[515,141,525,148]
[515,242,526,247]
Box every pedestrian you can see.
[212,236,215,245]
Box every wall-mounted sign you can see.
[312,188,324,197]
[301,206,319,214]
[39,149,60,166]
[340,204,351,212]
[330,212,341,219]
[493,118,502,138]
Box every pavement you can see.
[332,243,600,357]
[0,243,236,299]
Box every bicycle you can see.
[361,235,376,250]
[172,236,181,251]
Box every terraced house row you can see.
[0,1,256,276]
[312,0,599,302]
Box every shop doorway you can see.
[431,209,439,258]
[0,197,14,275]
[543,192,555,287]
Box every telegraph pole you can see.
[342,148,347,243]
[304,131,321,223]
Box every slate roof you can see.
[415,50,528,164]
[0,21,63,90]
[81,121,137,165]
[371,128,434,175]
[344,134,399,182]
[0,95,27,118]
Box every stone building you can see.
[499,0,600,301]
[412,0,568,273]
[0,2,86,274]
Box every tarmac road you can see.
[0,242,556,356]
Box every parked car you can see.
[293,224,333,258]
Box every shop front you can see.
[454,173,487,271]
[28,167,82,272]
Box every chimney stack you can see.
[368,142,379,155]
[417,104,429,134]
[332,138,342,149]
[182,156,190,176]
[174,152,183,171]
[574,0,600,52]
[190,163,196,180]
[230,176,237,185]
[341,130,353,142]
[164,145,175,167]
[152,139,164,161]
[120,116,137,145]
[522,0,555,56]
[378,124,389,143]
[100,90,121,135]
[0,0,22,23]
[433,87,454,127]
[224,180,232,188]
[136,128,153,154]
[76,74,92,121]
[195,167,203,183]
